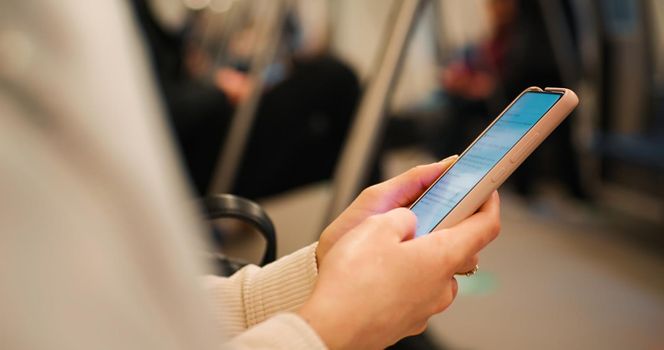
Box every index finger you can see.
[408,191,501,270]
[439,191,501,264]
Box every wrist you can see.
[314,244,322,270]
[297,298,357,350]
[315,239,329,270]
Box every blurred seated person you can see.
[434,0,587,200]
[130,0,359,198]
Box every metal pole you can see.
[208,0,290,194]
[325,0,426,222]
[211,0,249,70]
[536,0,580,88]
[431,0,450,65]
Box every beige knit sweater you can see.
[207,244,325,348]
[0,1,326,348]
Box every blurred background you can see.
[5,0,662,348]
[138,0,663,348]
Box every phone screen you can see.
[411,91,562,237]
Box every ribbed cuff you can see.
[203,271,247,337]
[243,243,319,327]
[225,313,327,349]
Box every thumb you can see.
[356,155,458,212]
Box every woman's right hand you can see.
[298,192,500,350]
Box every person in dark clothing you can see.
[436,0,587,200]
[431,0,519,160]
[129,0,234,194]
[497,0,586,199]
[129,0,359,198]
[233,56,359,198]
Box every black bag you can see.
[201,194,277,276]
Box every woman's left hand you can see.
[316,155,458,265]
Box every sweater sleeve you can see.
[203,243,320,338]
[224,313,327,350]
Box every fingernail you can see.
[440,155,458,163]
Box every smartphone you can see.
[410,87,578,237]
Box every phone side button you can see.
[491,167,507,183]
[509,132,540,163]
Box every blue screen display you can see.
[411,92,561,237]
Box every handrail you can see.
[325,0,426,222]
[208,0,292,194]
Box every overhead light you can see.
[210,0,234,13]
[183,0,210,11]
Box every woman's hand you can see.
[316,155,458,266]
[214,68,253,105]
[299,192,501,349]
